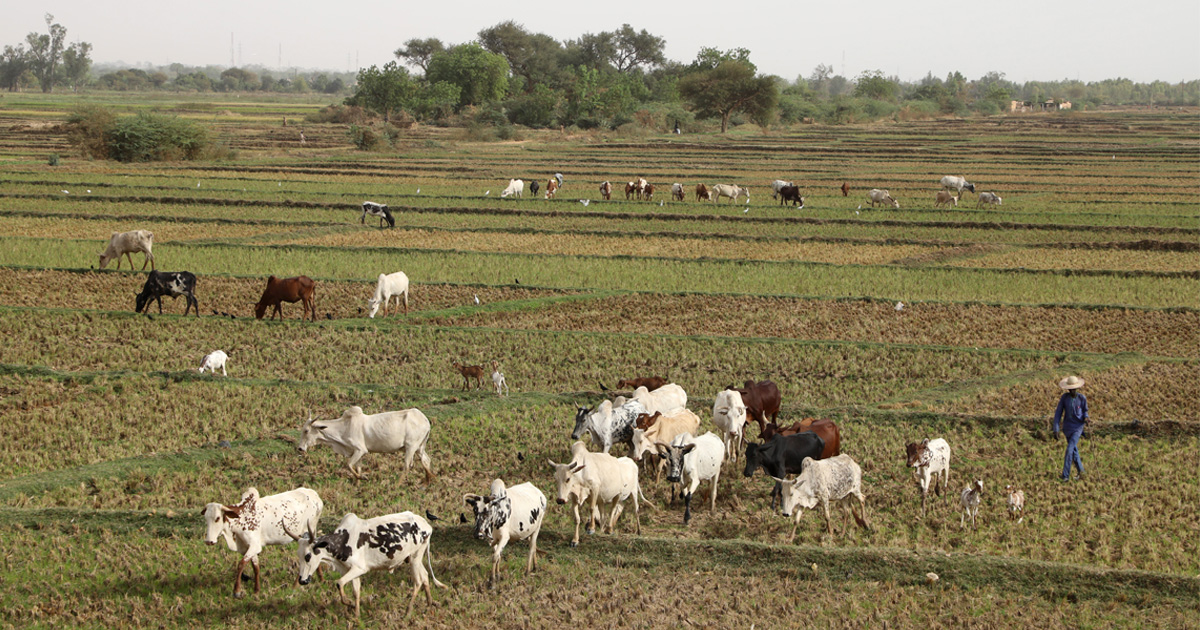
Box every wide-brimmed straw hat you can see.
[1059,375,1085,390]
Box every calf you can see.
[490,361,509,396]
[463,479,547,586]
[960,479,983,529]
[545,179,558,199]
[778,185,805,207]
[906,438,951,515]
[98,229,154,270]
[599,181,612,200]
[360,201,395,228]
[634,177,648,199]
[298,407,433,481]
[367,271,409,317]
[549,441,642,546]
[135,270,198,316]
[616,376,666,391]
[773,454,869,541]
[452,361,485,390]
[977,192,1002,208]
[642,182,655,201]
[671,183,685,201]
[695,183,711,201]
[743,431,825,509]
[291,511,446,617]
[711,389,747,463]
[659,432,725,524]
[202,486,323,598]
[1006,484,1024,523]
[500,178,524,198]
[529,180,540,196]
[867,189,899,209]
[934,190,958,208]
[625,182,637,200]
[254,275,315,322]
[198,350,228,376]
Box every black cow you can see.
[743,431,825,510]
[135,270,199,316]
[529,180,540,196]
[778,185,805,207]
[360,201,395,228]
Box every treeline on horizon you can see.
[4,16,1198,133]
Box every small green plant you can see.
[47,154,60,166]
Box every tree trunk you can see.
[720,112,730,133]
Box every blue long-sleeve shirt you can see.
[1053,392,1089,433]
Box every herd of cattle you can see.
[487,175,1003,210]
[201,378,1028,618]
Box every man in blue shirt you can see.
[1052,375,1089,482]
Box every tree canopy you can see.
[678,58,778,132]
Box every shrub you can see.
[106,113,209,162]
[65,105,118,159]
[47,154,60,166]
[348,125,385,150]
[304,105,370,125]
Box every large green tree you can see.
[609,24,665,73]
[347,61,418,122]
[478,21,563,93]
[426,44,509,108]
[678,59,778,132]
[394,38,444,74]
[0,45,29,92]
[854,70,899,101]
[25,14,67,93]
[60,42,92,92]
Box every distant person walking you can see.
[1052,375,1089,482]
[674,119,681,135]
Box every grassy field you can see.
[0,93,1196,629]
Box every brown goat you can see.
[254,275,315,322]
[452,361,485,390]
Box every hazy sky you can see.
[5,0,1198,84]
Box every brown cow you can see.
[643,183,655,201]
[255,275,315,322]
[545,179,558,199]
[728,380,780,434]
[600,181,613,200]
[625,182,637,200]
[840,182,850,197]
[695,183,711,201]
[617,376,667,392]
[762,418,840,459]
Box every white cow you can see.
[367,271,410,317]
[298,406,433,481]
[549,441,642,546]
[570,398,647,454]
[202,486,323,597]
[500,178,524,198]
[711,184,750,204]
[774,454,869,541]
[631,383,687,416]
[463,479,547,585]
[198,350,228,376]
[771,179,794,199]
[658,432,725,525]
[868,189,899,208]
[976,192,1002,207]
[940,175,975,197]
[711,389,748,463]
[906,437,951,515]
[98,230,154,270]
[360,201,395,228]
[670,182,685,201]
[291,511,447,618]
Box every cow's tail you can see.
[637,478,657,511]
[425,538,449,589]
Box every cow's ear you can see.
[571,463,586,473]
[312,424,327,432]
[313,541,328,550]
[221,507,239,520]
[682,443,697,454]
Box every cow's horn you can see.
[283,522,301,541]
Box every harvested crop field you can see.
[0,98,1196,628]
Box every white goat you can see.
[198,350,228,376]
[491,361,509,396]
[961,479,983,529]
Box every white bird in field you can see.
[485,190,490,196]
[474,294,481,305]
[857,204,862,210]
[416,188,420,194]
[895,301,904,311]
[278,182,281,187]
[197,181,201,188]
[659,201,663,207]
[86,189,91,193]
[855,211,860,215]
[743,207,749,213]
[61,190,69,194]
[579,199,590,207]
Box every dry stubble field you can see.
[0,94,1197,629]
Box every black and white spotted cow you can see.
[360,201,395,228]
[571,398,647,454]
[463,478,547,586]
[290,511,447,618]
[135,270,199,316]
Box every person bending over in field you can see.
[1052,375,1089,482]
